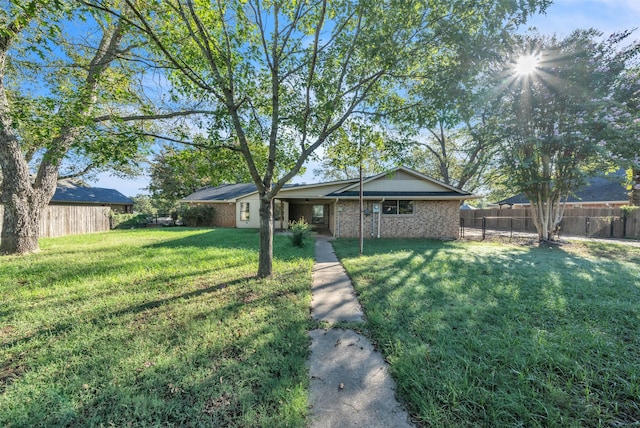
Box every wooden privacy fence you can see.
[460,207,640,239]
[0,205,111,239]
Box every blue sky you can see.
[89,0,640,197]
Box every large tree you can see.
[614,64,640,205]
[0,2,148,253]
[0,2,126,253]
[88,0,547,277]
[394,48,501,192]
[489,30,640,240]
[0,1,213,254]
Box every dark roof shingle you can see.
[496,174,628,205]
[52,186,133,205]
[181,183,257,201]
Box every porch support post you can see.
[280,200,284,232]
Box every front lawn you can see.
[333,239,640,427]
[1,228,314,427]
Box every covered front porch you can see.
[273,198,335,235]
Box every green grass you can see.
[332,239,640,427]
[1,228,314,427]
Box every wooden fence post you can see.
[482,217,486,240]
[585,217,590,237]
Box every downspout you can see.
[371,202,375,237]
[377,198,384,238]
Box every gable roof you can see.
[181,166,476,203]
[496,173,628,206]
[52,184,133,205]
[334,166,471,195]
[323,166,473,200]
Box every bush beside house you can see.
[180,205,216,227]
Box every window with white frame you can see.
[240,202,250,221]
[382,200,414,215]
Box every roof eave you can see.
[180,198,237,203]
[331,194,479,201]
[280,178,360,192]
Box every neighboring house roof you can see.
[181,166,475,203]
[52,184,133,205]
[496,174,629,206]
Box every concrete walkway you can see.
[308,237,414,427]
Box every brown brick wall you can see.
[183,203,236,227]
[210,203,236,227]
[335,200,459,239]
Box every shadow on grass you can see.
[332,238,640,427]
[2,228,301,350]
[1,228,315,426]
[68,280,311,426]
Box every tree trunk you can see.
[528,189,563,241]
[0,74,46,254]
[0,196,43,254]
[257,195,273,278]
[0,148,57,254]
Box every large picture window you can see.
[240,202,250,221]
[382,200,414,215]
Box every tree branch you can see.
[135,132,243,153]
[93,109,214,123]
[58,163,96,180]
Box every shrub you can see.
[180,205,216,227]
[110,212,149,229]
[289,218,311,247]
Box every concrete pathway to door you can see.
[307,236,414,427]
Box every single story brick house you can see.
[181,166,476,239]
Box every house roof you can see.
[52,184,133,205]
[496,173,629,206]
[181,183,258,202]
[181,166,476,203]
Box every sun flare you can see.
[514,55,540,76]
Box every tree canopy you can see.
[0,1,153,253]
[0,1,216,254]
